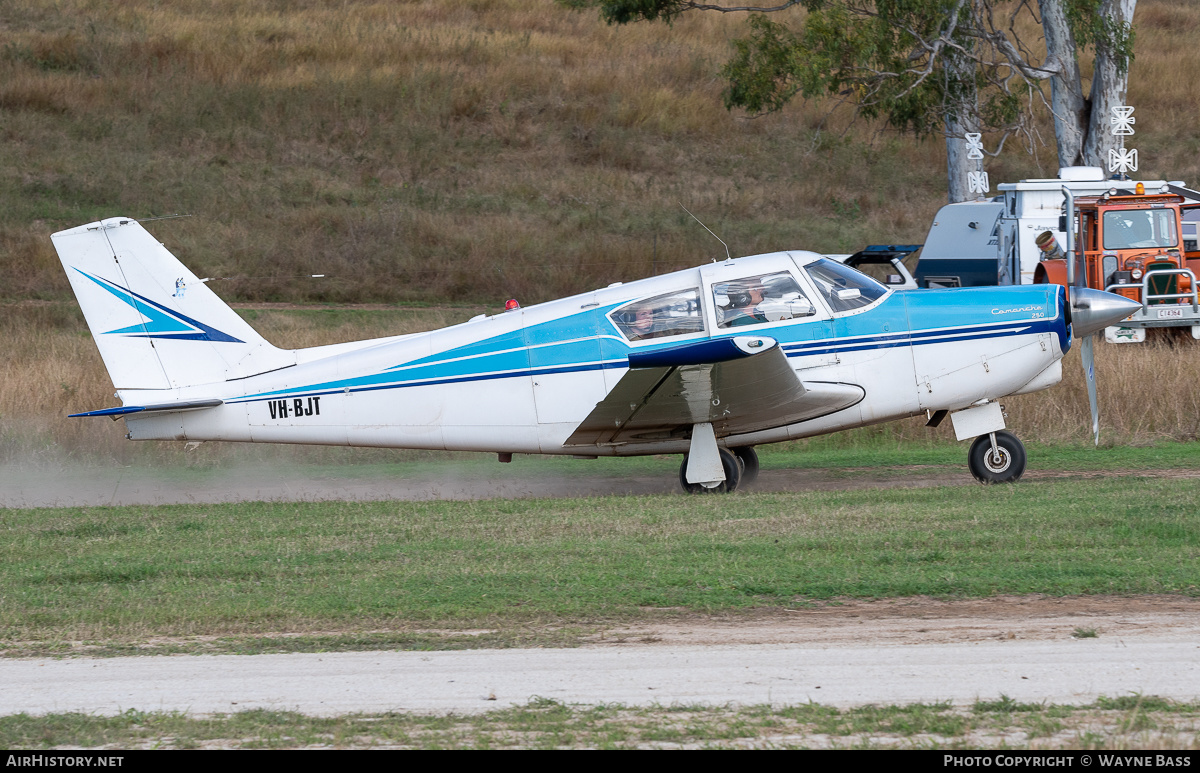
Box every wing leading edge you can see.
[564,335,864,447]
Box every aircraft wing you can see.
[564,336,863,447]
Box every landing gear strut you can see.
[967,430,1026,484]
[679,448,741,494]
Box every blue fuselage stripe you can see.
[228,361,627,404]
[228,319,1054,404]
[781,319,1057,358]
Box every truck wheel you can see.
[967,431,1026,484]
[679,448,742,494]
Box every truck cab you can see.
[1033,183,1200,342]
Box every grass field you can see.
[6,1,1200,752]
[3,446,1199,656]
[3,1,1200,306]
[4,696,1198,749]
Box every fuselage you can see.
[122,250,1069,455]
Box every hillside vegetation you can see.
[3,0,1199,306]
[5,1,1200,459]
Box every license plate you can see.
[1158,308,1185,319]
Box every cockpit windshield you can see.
[1103,208,1178,250]
[802,258,888,313]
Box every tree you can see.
[1042,0,1137,168]
[579,0,1136,202]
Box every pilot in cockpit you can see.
[725,281,769,327]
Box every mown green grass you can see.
[3,470,1199,653]
[3,697,1197,749]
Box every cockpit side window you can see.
[610,288,705,341]
[711,271,815,329]
[803,258,888,313]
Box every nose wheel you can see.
[679,448,742,494]
[967,431,1026,484]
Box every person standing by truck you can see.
[1035,231,1065,261]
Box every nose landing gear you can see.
[967,431,1026,484]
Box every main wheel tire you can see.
[732,447,759,485]
[967,431,1026,484]
[679,448,742,494]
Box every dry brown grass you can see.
[1005,337,1200,444]
[7,1,1195,306]
[4,1,1200,461]
[4,302,1198,462]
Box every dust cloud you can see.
[0,463,974,508]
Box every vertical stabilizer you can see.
[52,217,296,390]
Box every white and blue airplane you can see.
[53,216,1139,493]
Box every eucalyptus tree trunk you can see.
[945,120,980,203]
[944,44,980,203]
[1082,0,1137,168]
[1038,0,1088,167]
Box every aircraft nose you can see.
[1070,287,1143,339]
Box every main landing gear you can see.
[679,446,758,494]
[733,446,759,485]
[967,430,1027,484]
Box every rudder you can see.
[52,217,296,390]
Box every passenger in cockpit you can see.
[630,306,659,339]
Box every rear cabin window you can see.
[611,288,705,341]
[711,272,815,329]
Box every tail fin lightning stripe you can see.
[74,268,245,343]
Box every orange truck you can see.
[915,167,1200,343]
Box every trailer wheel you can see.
[967,431,1026,484]
[679,448,742,494]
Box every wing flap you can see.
[564,337,863,447]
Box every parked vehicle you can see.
[914,167,1200,342]
[826,245,921,290]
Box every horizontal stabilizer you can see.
[69,399,223,419]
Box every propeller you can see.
[1068,287,1141,445]
[1082,334,1098,444]
[1059,186,1140,446]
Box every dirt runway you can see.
[2,597,1198,716]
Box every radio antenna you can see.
[680,204,731,262]
[137,214,193,223]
